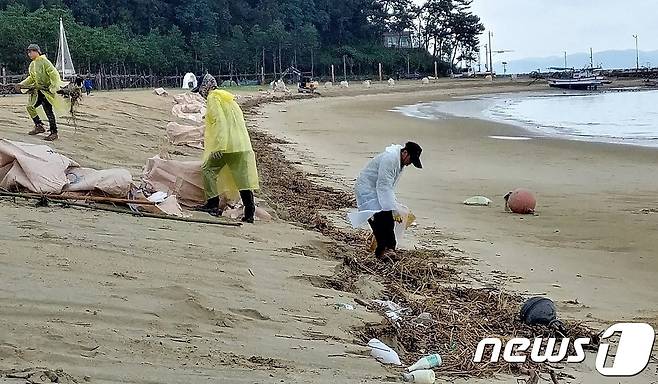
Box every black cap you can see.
[404,141,422,168]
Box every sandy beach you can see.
[0,89,390,384]
[262,84,658,325]
[260,81,658,381]
[1,81,657,383]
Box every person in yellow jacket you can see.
[15,44,67,141]
[193,74,260,223]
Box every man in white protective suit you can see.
[349,141,423,261]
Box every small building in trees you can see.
[383,31,413,48]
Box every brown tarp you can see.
[171,92,205,123]
[165,122,204,149]
[64,167,133,197]
[142,156,205,206]
[0,139,76,193]
[0,139,132,196]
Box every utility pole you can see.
[484,44,489,73]
[564,51,567,69]
[488,31,493,75]
[590,48,594,69]
[633,34,639,71]
[477,49,481,73]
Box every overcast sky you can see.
[469,0,658,60]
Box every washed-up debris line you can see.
[1,367,79,384]
[241,95,600,380]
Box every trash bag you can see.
[365,205,416,252]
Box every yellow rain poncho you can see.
[201,90,259,201]
[19,55,69,119]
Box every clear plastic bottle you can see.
[402,369,436,383]
[407,353,442,372]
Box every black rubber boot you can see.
[240,190,255,223]
[198,196,221,216]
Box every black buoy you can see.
[520,297,565,332]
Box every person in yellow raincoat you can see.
[193,74,260,223]
[15,44,68,141]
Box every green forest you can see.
[0,0,484,79]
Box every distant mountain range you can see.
[493,49,658,74]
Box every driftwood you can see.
[59,200,242,227]
[0,190,155,205]
[0,192,241,227]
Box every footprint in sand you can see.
[12,219,45,231]
[230,308,271,321]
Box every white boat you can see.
[548,68,610,90]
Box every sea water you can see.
[395,90,658,148]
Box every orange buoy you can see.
[506,188,536,214]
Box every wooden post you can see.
[261,66,265,85]
[378,63,382,82]
[434,61,438,80]
[278,44,282,75]
[311,49,314,78]
[272,51,276,78]
[1,66,5,85]
[331,64,335,83]
[343,55,347,81]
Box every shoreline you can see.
[393,88,658,150]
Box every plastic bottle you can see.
[367,338,401,365]
[407,354,442,372]
[402,370,436,383]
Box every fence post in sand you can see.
[331,65,335,84]
[1,67,5,85]
[379,63,382,82]
[434,61,438,81]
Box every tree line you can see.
[0,0,484,79]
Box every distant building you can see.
[383,31,413,48]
